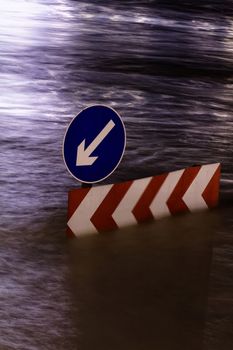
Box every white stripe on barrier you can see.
[183,163,219,211]
[68,184,113,236]
[150,169,184,219]
[112,177,152,228]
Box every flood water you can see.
[0,1,233,349]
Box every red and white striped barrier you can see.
[67,163,221,237]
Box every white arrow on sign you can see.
[76,119,115,166]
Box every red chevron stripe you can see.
[67,187,91,238]
[167,166,201,215]
[91,180,133,232]
[202,164,221,208]
[132,174,167,223]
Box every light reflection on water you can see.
[0,0,233,349]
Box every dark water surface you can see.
[0,0,233,349]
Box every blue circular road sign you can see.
[63,105,126,183]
